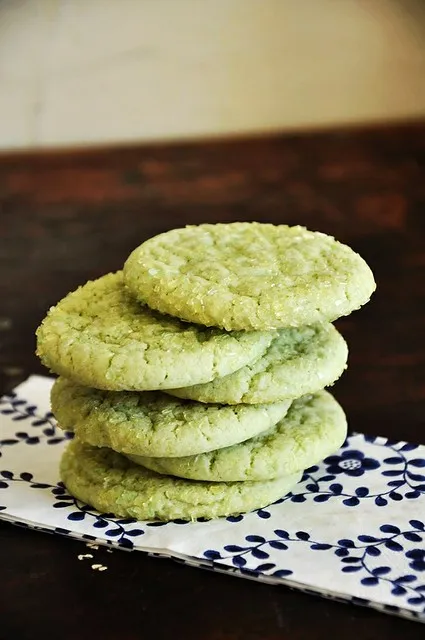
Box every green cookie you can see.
[60,439,301,522]
[52,377,291,457]
[36,272,273,391]
[167,323,347,404]
[129,391,347,482]
[123,223,375,331]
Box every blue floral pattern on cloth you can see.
[324,449,381,477]
[1,376,424,623]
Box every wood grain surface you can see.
[1,123,424,639]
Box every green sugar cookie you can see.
[60,439,301,521]
[129,391,347,482]
[36,272,273,391]
[124,223,375,331]
[52,377,291,457]
[167,323,348,404]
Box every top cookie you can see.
[124,223,376,330]
[36,272,273,391]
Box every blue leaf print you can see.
[232,556,246,567]
[255,563,276,572]
[382,470,403,477]
[400,443,418,451]
[313,494,330,503]
[272,569,293,578]
[304,465,319,473]
[343,497,360,507]
[338,539,355,548]
[274,529,289,539]
[409,459,425,467]
[341,557,361,564]
[383,457,403,464]
[310,544,332,551]
[257,510,271,519]
[405,490,421,499]
[361,577,379,586]
[290,494,306,503]
[67,511,85,521]
[329,483,343,494]
[395,575,417,583]
[371,566,391,576]
[380,524,400,534]
[295,531,310,541]
[407,471,425,482]
[384,540,403,552]
[116,518,137,525]
[365,547,381,557]
[269,541,288,551]
[245,535,266,543]
[358,535,379,543]
[306,484,318,492]
[204,550,221,560]
[126,529,144,537]
[403,532,422,542]
[251,548,269,560]
[355,487,369,497]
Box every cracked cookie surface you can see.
[167,323,348,404]
[60,439,301,521]
[52,377,291,457]
[36,272,273,390]
[130,391,347,482]
[124,223,375,330]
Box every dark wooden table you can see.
[1,123,425,639]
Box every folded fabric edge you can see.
[1,512,423,624]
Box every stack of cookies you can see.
[36,223,375,522]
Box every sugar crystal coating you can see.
[124,223,376,330]
[130,391,347,482]
[52,377,291,457]
[36,272,273,390]
[60,439,301,521]
[167,323,348,404]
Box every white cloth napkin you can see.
[1,376,424,622]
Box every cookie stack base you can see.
[61,439,301,522]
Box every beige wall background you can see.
[1,0,425,150]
